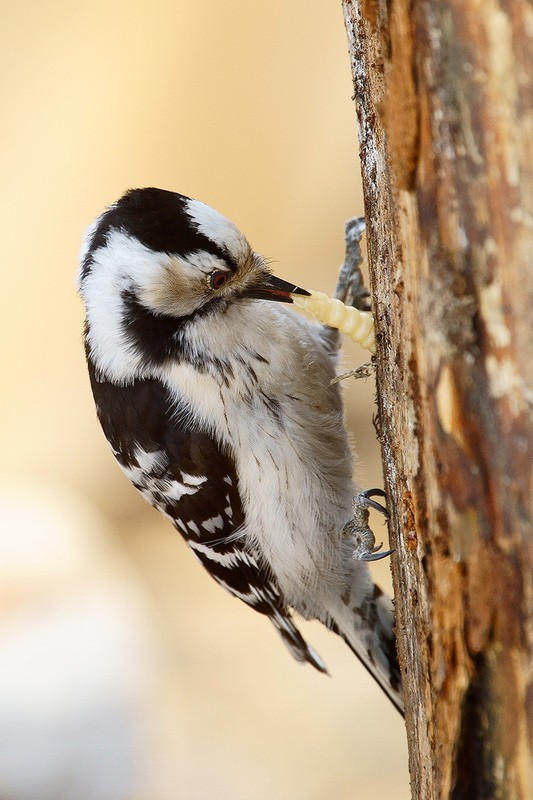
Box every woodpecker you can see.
[78,187,403,713]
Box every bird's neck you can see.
[85,296,283,387]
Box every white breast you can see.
[161,303,355,608]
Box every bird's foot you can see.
[356,487,388,516]
[334,217,370,312]
[330,361,374,385]
[345,489,394,562]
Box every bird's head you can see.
[78,187,307,320]
[78,188,309,381]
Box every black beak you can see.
[246,274,310,304]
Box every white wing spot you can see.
[163,481,198,500]
[224,496,233,518]
[214,579,258,605]
[189,540,238,567]
[121,463,145,484]
[202,515,225,534]
[134,447,166,472]
[188,541,259,571]
[181,472,208,487]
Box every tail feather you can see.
[326,584,404,715]
[269,608,329,674]
[267,586,403,714]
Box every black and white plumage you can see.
[78,187,403,713]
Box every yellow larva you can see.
[291,290,376,354]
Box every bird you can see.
[77,187,403,713]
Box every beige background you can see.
[1,2,409,798]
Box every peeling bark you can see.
[342,1,533,797]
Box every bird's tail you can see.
[267,585,403,714]
[269,607,329,674]
[326,583,404,714]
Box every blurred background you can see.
[0,2,409,798]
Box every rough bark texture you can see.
[342,1,533,798]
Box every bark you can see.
[341,1,533,798]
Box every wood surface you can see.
[342,1,533,797]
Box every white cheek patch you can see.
[79,230,171,381]
[185,199,250,265]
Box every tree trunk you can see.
[341,1,533,798]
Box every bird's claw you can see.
[356,488,388,517]
[334,217,370,311]
[330,361,375,385]
[351,532,394,562]
[358,543,395,562]
[347,489,394,562]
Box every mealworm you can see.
[291,290,376,354]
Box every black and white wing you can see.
[87,359,326,673]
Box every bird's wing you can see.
[88,362,326,672]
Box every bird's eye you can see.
[210,271,230,290]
